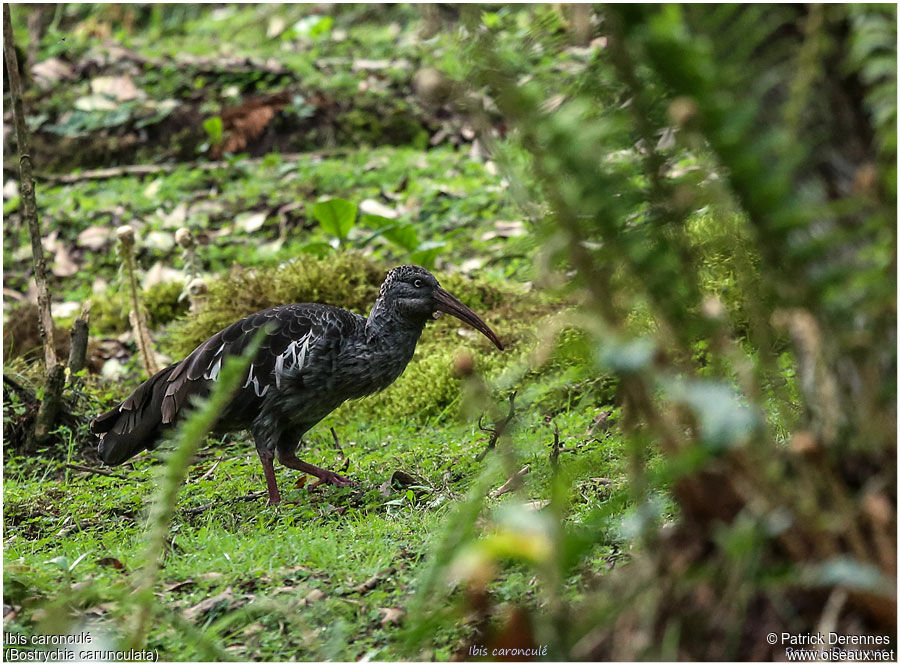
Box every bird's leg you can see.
[256,449,282,505]
[276,451,354,488]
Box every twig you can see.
[64,463,146,482]
[550,422,561,471]
[475,391,517,462]
[67,301,91,377]
[348,567,397,595]
[489,465,530,498]
[180,490,268,516]
[117,226,159,377]
[194,460,220,483]
[4,4,64,444]
[329,427,345,459]
[3,375,38,404]
[33,150,351,185]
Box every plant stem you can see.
[3,4,65,442]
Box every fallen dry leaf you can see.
[143,230,175,252]
[236,211,268,233]
[4,604,19,621]
[158,202,188,229]
[91,75,145,101]
[304,588,325,604]
[353,567,396,595]
[142,261,183,290]
[31,58,75,89]
[489,465,531,498]
[359,198,398,219]
[77,225,112,250]
[183,588,240,622]
[52,245,79,277]
[165,579,196,593]
[379,607,405,626]
[480,220,527,241]
[50,301,82,319]
[197,571,224,582]
[95,557,125,570]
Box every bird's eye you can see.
[413,279,423,288]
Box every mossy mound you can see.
[91,280,189,334]
[166,253,387,357]
[163,253,556,423]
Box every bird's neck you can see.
[365,297,427,349]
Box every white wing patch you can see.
[274,331,312,389]
[242,362,270,397]
[203,343,227,381]
[204,356,222,381]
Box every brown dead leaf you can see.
[165,579,196,593]
[353,567,396,595]
[52,245,79,277]
[359,199,398,219]
[213,91,290,159]
[31,58,75,89]
[183,587,241,622]
[197,571,224,582]
[3,179,19,199]
[480,220,527,241]
[50,301,82,318]
[236,211,268,233]
[304,588,325,604]
[84,602,116,618]
[489,465,531,498]
[379,607,405,626]
[77,225,112,250]
[142,261,183,290]
[90,75,145,101]
[95,557,125,570]
[390,470,420,488]
[41,230,61,253]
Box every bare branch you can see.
[475,391,517,461]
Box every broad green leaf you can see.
[384,224,420,252]
[410,240,446,269]
[313,198,358,240]
[203,116,223,145]
[299,241,335,257]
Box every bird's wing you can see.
[160,304,360,424]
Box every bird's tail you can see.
[91,363,179,465]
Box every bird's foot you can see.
[307,470,354,489]
[277,453,354,490]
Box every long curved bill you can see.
[433,287,504,350]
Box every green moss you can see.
[90,280,188,335]
[167,253,386,356]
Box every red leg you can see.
[257,449,282,505]
[277,451,353,488]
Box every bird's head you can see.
[379,265,504,350]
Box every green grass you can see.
[4,391,628,659]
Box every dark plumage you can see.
[91,265,503,504]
